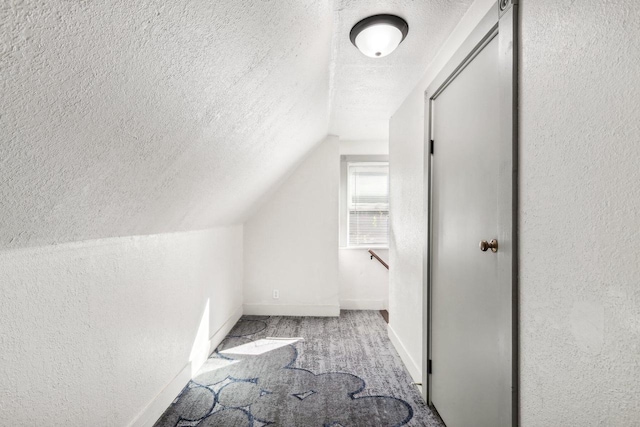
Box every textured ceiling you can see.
[330,0,473,140]
[1,0,472,249]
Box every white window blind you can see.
[347,162,389,247]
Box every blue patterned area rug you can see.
[154,310,444,426]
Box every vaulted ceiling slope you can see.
[1,0,472,249]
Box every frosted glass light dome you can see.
[350,15,409,59]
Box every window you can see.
[347,162,389,247]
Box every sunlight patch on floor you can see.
[219,337,304,356]
[196,357,240,376]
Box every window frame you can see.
[339,155,390,249]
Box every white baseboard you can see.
[387,324,422,383]
[340,299,386,310]
[129,304,243,427]
[208,304,244,355]
[128,361,192,427]
[243,303,340,317]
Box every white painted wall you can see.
[339,139,389,156]
[339,248,389,310]
[520,1,640,425]
[0,227,243,426]
[390,0,640,423]
[388,0,497,383]
[243,137,340,316]
[388,97,429,381]
[338,139,390,311]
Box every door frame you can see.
[422,0,519,424]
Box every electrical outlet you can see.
[272,289,279,299]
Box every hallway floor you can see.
[154,310,443,426]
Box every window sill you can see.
[339,246,389,250]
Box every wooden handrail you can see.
[368,249,389,270]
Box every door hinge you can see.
[428,359,433,374]
[430,140,434,155]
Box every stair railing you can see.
[368,249,389,270]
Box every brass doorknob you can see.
[479,239,498,253]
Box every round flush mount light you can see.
[350,14,409,58]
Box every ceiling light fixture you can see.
[350,14,409,58]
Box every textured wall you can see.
[244,137,339,316]
[0,0,333,249]
[0,227,243,425]
[520,1,640,424]
[388,96,428,377]
[390,0,640,422]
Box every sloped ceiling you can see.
[1,0,472,249]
